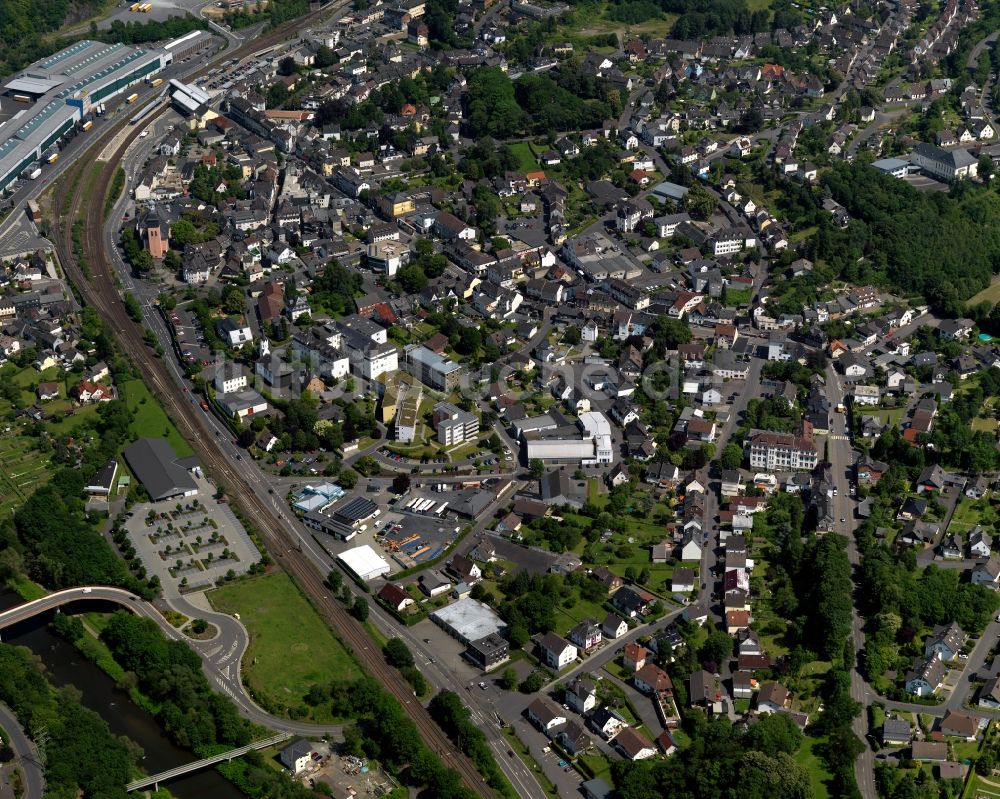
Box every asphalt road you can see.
[0,705,43,799]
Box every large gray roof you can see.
[123,438,198,502]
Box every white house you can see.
[538,632,578,669]
[280,740,314,774]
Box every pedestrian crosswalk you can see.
[829,434,850,441]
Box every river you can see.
[0,594,243,799]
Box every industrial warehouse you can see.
[0,31,213,193]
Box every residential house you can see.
[526,698,567,733]
[568,620,602,653]
[556,721,591,755]
[589,706,628,740]
[905,658,946,696]
[882,716,912,746]
[602,613,629,639]
[925,622,965,662]
[972,555,1000,589]
[565,678,598,714]
[377,582,414,613]
[940,710,979,741]
[623,643,649,672]
[615,727,657,761]
[592,567,623,594]
[634,663,673,695]
[689,669,719,707]
[538,632,577,669]
[970,527,992,558]
[756,683,789,714]
[979,676,1000,709]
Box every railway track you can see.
[48,11,499,799]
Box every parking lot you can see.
[166,304,213,368]
[902,173,950,192]
[123,473,261,596]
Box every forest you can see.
[611,716,812,799]
[817,163,1000,312]
[0,0,103,75]
[577,0,770,35]
[99,612,251,751]
[462,67,619,139]
[0,644,134,799]
[223,0,312,30]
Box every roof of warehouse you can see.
[337,545,390,577]
[123,438,198,501]
[5,76,63,94]
[172,91,202,113]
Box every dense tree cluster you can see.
[309,261,363,317]
[612,716,809,799]
[100,612,250,751]
[462,66,620,139]
[97,15,206,46]
[0,644,133,799]
[223,0,310,30]
[188,163,245,206]
[665,0,770,37]
[429,691,515,798]
[818,163,1000,311]
[0,0,104,76]
[743,397,800,433]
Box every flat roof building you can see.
[524,411,613,466]
[465,633,510,671]
[431,598,507,643]
[338,544,391,581]
[331,496,379,525]
[432,401,479,446]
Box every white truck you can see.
[27,167,42,180]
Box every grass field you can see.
[794,736,832,799]
[949,498,994,533]
[967,276,1000,308]
[561,3,679,39]
[119,379,193,457]
[508,142,540,173]
[208,572,360,721]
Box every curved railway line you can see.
[48,10,498,798]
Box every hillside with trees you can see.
[816,163,1000,313]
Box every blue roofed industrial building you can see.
[0,37,177,192]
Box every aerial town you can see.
[6,0,1000,797]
